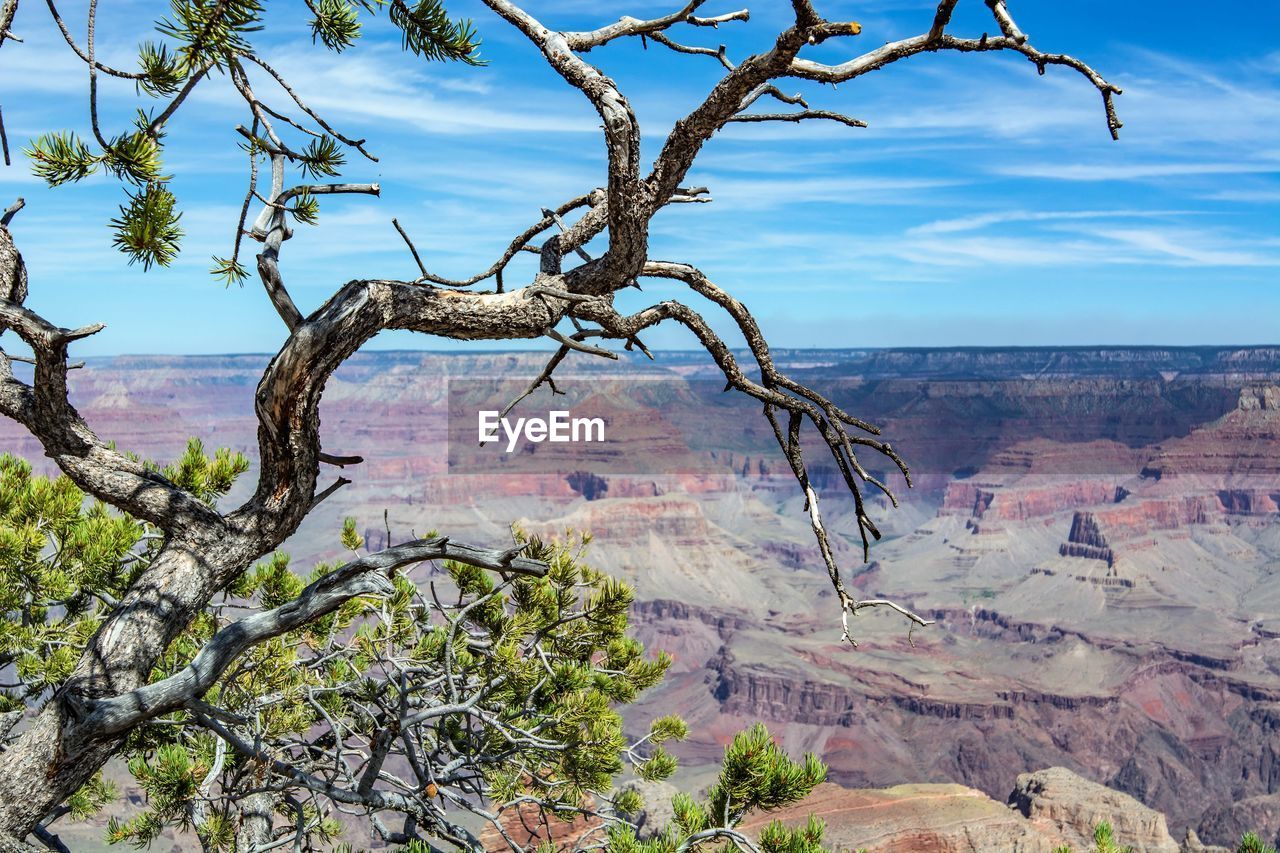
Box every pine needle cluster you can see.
[22,0,482,272]
[607,723,831,852]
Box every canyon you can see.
[2,346,1278,848]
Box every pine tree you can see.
[3,449,834,849]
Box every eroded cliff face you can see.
[3,348,1278,846]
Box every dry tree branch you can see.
[563,2,749,51]
[788,2,1123,138]
[647,32,733,70]
[727,110,867,128]
[84,537,547,737]
[240,53,378,162]
[563,270,931,642]
[392,217,430,279]
[500,345,570,419]
[238,127,380,332]
[42,0,144,78]
[0,296,217,530]
[0,197,21,226]
[0,107,10,167]
[480,0,647,276]
[412,191,602,288]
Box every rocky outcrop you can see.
[738,782,1067,852]
[1141,386,1280,480]
[633,600,750,638]
[1237,386,1280,412]
[1009,767,1181,852]
[614,779,681,840]
[737,768,1217,853]
[945,480,1126,522]
[1180,828,1232,853]
[472,770,1241,852]
[1064,499,1214,545]
[1197,794,1280,851]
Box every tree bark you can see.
[0,534,254,839]
[235,793,276,853]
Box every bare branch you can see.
[392,217,430,279]
[0,298,219,530]
[31,825,69,853]
[928,0,961,42]
[85,537,547,736]
[563,3,749,51]
[319,451,364,468]
[309,475,351,511]
[0,107,9,167]
[789,6,1123,139]
[0,0,18,50]
[480,0,646,277]
[727,110,867,129]
[542,207,593,263]
[236,277,563,550]
[647,32,733,70]
[246,168,380,331]
[0,197,21,227]
[500,345,570,419]
[241,52,378,162]
[545,327,618,360]
[42,0,144,78]
[413,191,601,288]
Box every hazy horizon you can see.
[67,342,1280,359]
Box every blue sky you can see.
[1,0,1277,355]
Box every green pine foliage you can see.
[109,183,184,270]
[1091,821,1135,853]
[707,723,827,825]
[136,41,186,97]
[606,724,830,852]
[388,0,484,64]
[309,0,363,51]
[208,256,250,286]
[1239,832,1279,853]
[0,453,146,703]
[101,527,686,847]
[156,0,266,72]
[4,448,835,850]
[0,443,244,707]
[1050,821,1147,853]
[24,131,97,185]
[299,136,347,180]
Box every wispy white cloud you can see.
[894,221,1279,270]
[1089,226,1280,268]
[254,42,596,135]
[907,209,1189,236]
[995,161,1280,181]
[1198,188,1280,203]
